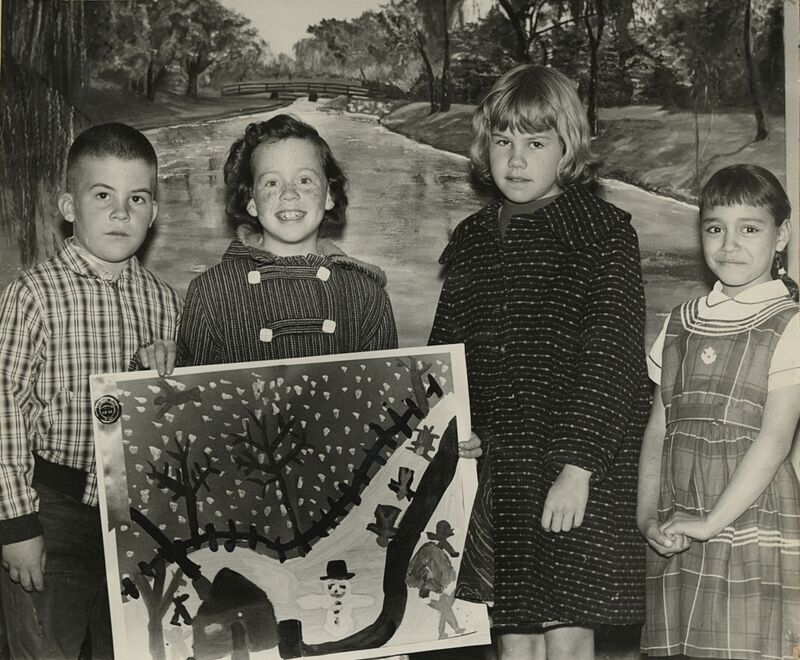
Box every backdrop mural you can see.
[90,346,489,660]
[0,0,796,348]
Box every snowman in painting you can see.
[297,560,375,639]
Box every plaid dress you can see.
[643,281,800,660]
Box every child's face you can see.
[489,127,563,203]
[58,156,157,269]
[246,137,334,256]
[701,203,790,297]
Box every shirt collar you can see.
[706,279,790,305]
[59,237,137,281]
[475,185,631,248]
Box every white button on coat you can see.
[247,270,262,285]
[259,328,273,343]
[322,320,336,334]
[316,266,331,282]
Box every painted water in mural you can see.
[91,346,489,660]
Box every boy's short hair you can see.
[66,123,158,191]
[223,114,348,233]
[470,64,596,188]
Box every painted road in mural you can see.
[141,98,708,350]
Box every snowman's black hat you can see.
[320,559,355,581]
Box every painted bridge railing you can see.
[221,80,374,97]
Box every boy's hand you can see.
[458,432,483,459]
[1,535,46,592]
[138,339,177,377]
[541,464,590,532]
[661,511,715,542]
[640,517,689,556]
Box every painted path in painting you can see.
[142,98,707,351]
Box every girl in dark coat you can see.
[429,65,651,659]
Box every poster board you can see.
[90,345,489,660]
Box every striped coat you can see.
[430,184,650,629]
[177,236,397,366]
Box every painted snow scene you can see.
[90,345,488,660]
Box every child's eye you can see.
[130,195,146,204]
[529,141,543,149]
[742,225,760,234]
[298,176,314,185]
[494,138,510,146]
[96,192,109,200]
[704,225,722,234]
[263,179,278,188]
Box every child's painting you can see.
[90,345,489,660]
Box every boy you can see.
[0,123,180,658]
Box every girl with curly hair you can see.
[177,114,398,364]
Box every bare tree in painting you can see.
[231,410,311,517]
[133,559,185,660]
[147,432,220,547]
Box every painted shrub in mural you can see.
[91,346,489,660]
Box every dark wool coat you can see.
[178,233,397,366]
[430,184,651,630]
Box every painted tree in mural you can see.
[169,0,262,98]
[301,12,408,83]
[380,0,466,112]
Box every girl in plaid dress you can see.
[638,164,800,659]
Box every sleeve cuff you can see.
[0,513,43,545]
[545,450,602,483]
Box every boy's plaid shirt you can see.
[0,238,181,544]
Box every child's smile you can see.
[275,210,306,221]
[246,137,334,256]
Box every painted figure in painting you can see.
[297,560,375,639]
[176,113,399,365]
[430,64,651,659]
[407,518,466,639]
[638,164,800,660]
[0,123,181,658]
